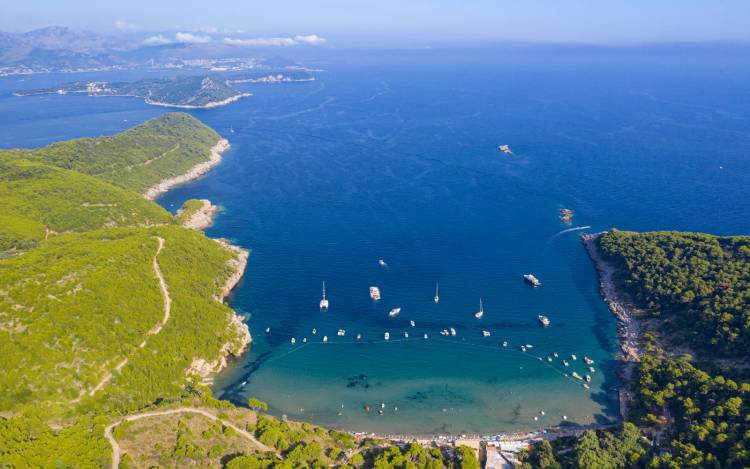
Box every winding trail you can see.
[105,407,276,469]
[85,236,171,398]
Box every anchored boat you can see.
[320,281,329,310]
[523,274,541,287]
[434,282,440,303]
[538,315,550,326]
[475,298,484,319]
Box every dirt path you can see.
[82,236,171,399]
[105,407,276,469]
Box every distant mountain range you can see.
[0,26,314,75]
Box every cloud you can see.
[223,34,326,47]
[115,20,142,32]
[142,32,212,46]
[174,32,211,43]
[197,26,218,34]
[294,34,326,45]
[143,34,172,45]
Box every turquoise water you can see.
[2,47,749,435]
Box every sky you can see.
[3,0,750,46]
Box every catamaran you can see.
[434,283,440,303]
[474,298,484,319]
[320,281,329,310]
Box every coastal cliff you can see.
[188,240,251,385]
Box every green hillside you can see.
[17,112,221,194]
[0,157,173,251]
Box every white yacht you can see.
[498,144,513,155]
[356,333,362,341]
[523,274,542,287]
[538,315,550,327]
[450,327,457,336]
[323,335,328,342]
[482,330,491,337]
[384,332,390,341]
[291,337,296,344]
[434,283,440,303]
[584,356,595,365]
[265,327,270,333]
[502,341,508,347]
[440,330,449,336]
[320,281,329,310]
[388,307,401,317]
[409,320,416,327]
[423,333,428,339]
[475,298,484,319]
[378,259,387,267]
[370,286,381,301]
[571,354,577,361]
[404,332,409,338]
[312,328,317,335]
[337,329,345,337]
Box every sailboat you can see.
[474,298,484,319]
[434,283,440,303]
[319,281,329,311]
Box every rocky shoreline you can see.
[581,232,643,419]
[143,138,230,200]
[178,199,219,231]
[188,239,252,385]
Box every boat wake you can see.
[550,225,591,240]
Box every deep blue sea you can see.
[2,47,749,435]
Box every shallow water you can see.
[2,47,749,435]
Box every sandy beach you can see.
[143,138,230,200]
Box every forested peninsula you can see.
[518,230,750,468]
[0,113,481,469]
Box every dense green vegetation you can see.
[630,355,749,468]
[518,423,648,469]
[17,75,244,108]
[519,230,750,469]
[0,157,173,251]
[0,114,252,467]
[1,114,470,468]
[16,112,221,193]
[598,229,750,356]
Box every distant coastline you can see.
[145,92,251,109]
